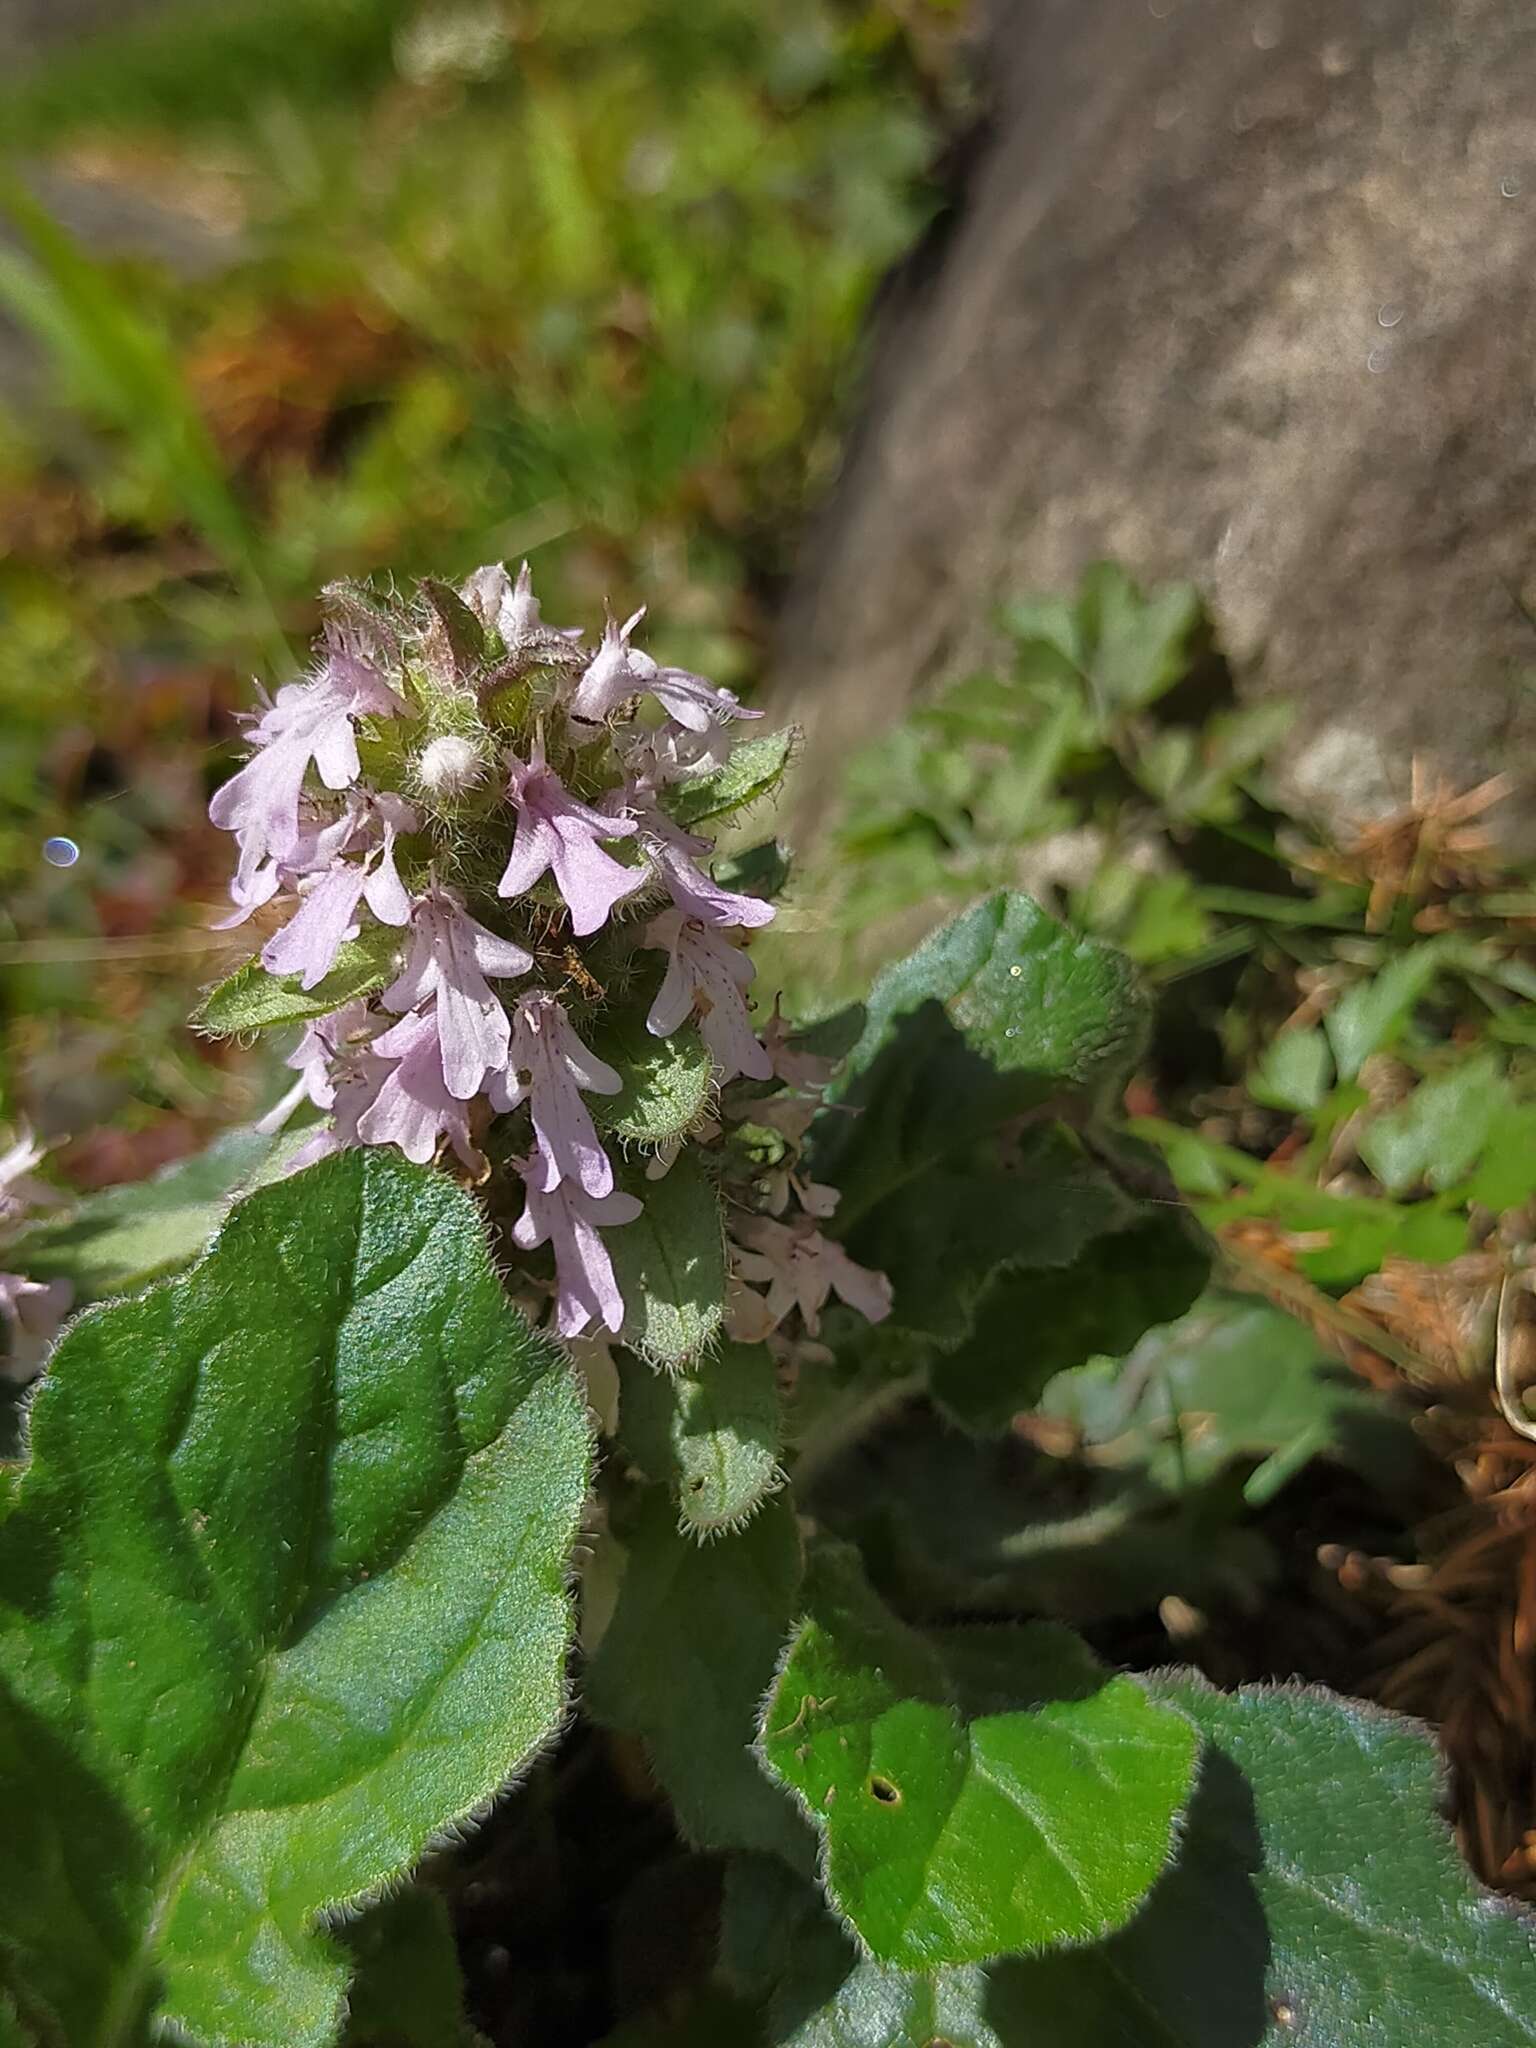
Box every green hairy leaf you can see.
[589,1008,714,1146]
[585,1487,810,1867]
[670,728,797,829]
[0,1149,590,2048]
[8,1125,307,1303]
[758,1548,1197,1966]
[195,921,404,1036]
[727,1677,1536,2045]
[608,1152,726,1367]
[930,1209,1211,1434]
[812,892,1147,1228]
[617,1341,782,1533]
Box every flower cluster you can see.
[210,560,889,1351]
[0,1132,70,1382]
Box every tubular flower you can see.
[497,738,643,936]
[512,1158,642,1338]
[382,888,533,1101]
[491,992,622,1198]
[208,644,406,907]
[645,907,771,1082]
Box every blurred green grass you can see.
[0,0,958,1159]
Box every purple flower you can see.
[0,1271,71,1382]
[497,738,643,936]
[731,1214,892,1338]
[0,1131,58,1226]
[567,608,761,737]
[512,1157,641,1337]
[256,1000,371,1133]
[209,646,407,905]
[383,887,533,1100]
[356,1006,482,1168]
[461,559,581,661]
[491,991,622,1197]
[632,806,773,930]
[645,907,770,1082]
[260,796,416,989]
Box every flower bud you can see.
[415,733,485,797]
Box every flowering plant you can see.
[0,563,1531,2048]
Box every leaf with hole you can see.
[728,1673,1536,2045]
[0,1148,590,2048]
[757,1547,1197,1966]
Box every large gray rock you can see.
[771,0,1536,839]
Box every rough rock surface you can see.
[771,0,1536,839]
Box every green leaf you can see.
[0,1149,590,2048]
[714,838,792,902]
[1325,941,1450,1080]
[812,893,1147,1228]
[930,1209,1211,1434]
[617,1342,782,1533]
[608,1153,726,1367]
[848,1126,1133,1345]
[8,1126,307,1303]
[1358,1050,1508,1193]
[589,1008,714,1147]
[195,921,404,1036]
[1249,1025,1334,1114]
[1040,1292,1425,1505]
[340,1887,479,2048]
[1003,564,1203,714]
[758,1548,1197,1966]
[728,1679,1536,2046]
[670,729,797,829]
[585,1487,810,1866]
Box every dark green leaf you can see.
[758,1549,1197,1966]
[608,1153,726,1367]
[930,1209,1211,1434]
[714,839,792,902]
[617,1342,782,1533]
[8,1126,307,1303]
[847,1126,1133,1345]
[671,729,797,829]
[340,1886,479,2048]
[195,921,404,1036]
[586,1487,810,1867]
[0,1149,590,2048]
